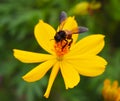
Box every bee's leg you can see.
[68,38,73,48]
[62,39,68,50]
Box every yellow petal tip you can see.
[13,49,18,58]
[44,94,49,98]
[13,49,16,52]
[39,20,44,23]
[22,76,28,82]
[13,49,17,54]
[98,34,105,38]
[22,75,33,82]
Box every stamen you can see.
[54,40,70,57]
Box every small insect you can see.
[54,11,88,49]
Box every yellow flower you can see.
[13,12,107,98]
[102,79,120,101]
[72,1,101,15]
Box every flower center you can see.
[54,40,70,57]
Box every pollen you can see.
[54,40,70,57]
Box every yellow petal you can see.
[90,2,101,10]
[67,34,105,56]
[112,81,118,89]
[34,20,56,54]
[65,55,107,77]
[44,62,59,98]
[58,17,78,44]
[73,2,89,15]
[13,49,55,63]
[60,60,80,89]
[104,79,111,87]
[22,60,56,82]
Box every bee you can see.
[54,11,88,49]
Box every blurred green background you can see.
[0,0,120,101]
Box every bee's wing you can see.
[70,26,88,34]
[60,11,67,23]
[59,11,67,31]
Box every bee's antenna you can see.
[78,26,88,33]
[60,11,67,23]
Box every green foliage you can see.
[0,0,120,101]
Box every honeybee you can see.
[54,11,88,49]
